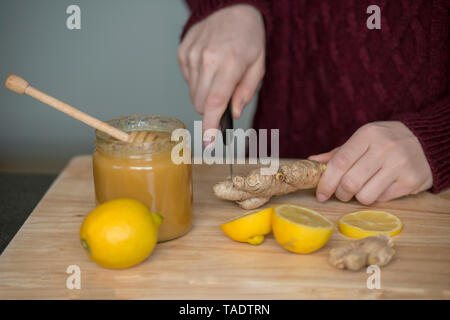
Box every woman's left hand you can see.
[309,121,433,205]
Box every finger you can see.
[376,181,410,202]
[355,168,398,205]
[231,53,265,118]
[177,52,190,82]
[308,147,340,163]
[202,124,221,148]
[177,43,190,82]
[187,46,201,104]
[193,61,217,115]
[177,45,189,82]
[335,148,385,202]
[412,179,433,194]
[202,62,246,143]
[377,176,429,202]
[316,132,370,202]
[177,31,197,83]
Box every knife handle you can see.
[219,101,234,145]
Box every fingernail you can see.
[232,107,240,119]
[317,193,327,202]
[232,102,243,118]
[240,102,245,114]
[203,137,215,148]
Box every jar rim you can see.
[95,114,186,144]
[94,114,186,159]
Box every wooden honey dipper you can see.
[5,74,159,143]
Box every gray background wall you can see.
[0,0,257,173]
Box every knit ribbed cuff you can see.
[392,95,450,193]
[181,0,272,43]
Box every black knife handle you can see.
[219,102,234,145]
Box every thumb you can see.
[308,147,340,163]
[231,53,265,118]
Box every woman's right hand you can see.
[177,4,266,145]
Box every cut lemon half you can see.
[338,210,402,239]
[272,204,334,254]
[220,207,273,245]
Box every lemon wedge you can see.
[220,207,273,245]
[272,204,334,254]
[338,210,402,239]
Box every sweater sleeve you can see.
[392,95,450,193]
[181,0,272,41]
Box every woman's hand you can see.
[177,5,266,143]
[309,121,433,205]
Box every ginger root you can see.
[213,160,326,209]
[329,234,395,271]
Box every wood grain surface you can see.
[0,155,449,300]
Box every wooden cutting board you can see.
[0,155,449,299]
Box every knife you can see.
[219,101,234,181]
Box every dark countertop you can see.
[0,173,56,254]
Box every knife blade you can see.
[219,102,234,181]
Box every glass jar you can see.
[93,114,193,242]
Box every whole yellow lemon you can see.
[80,198,162,269]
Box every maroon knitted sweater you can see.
[182,0,450,193]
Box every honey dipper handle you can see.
[5,74,130,142]
[5,74,30,94]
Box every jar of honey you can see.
[93,114,193,242]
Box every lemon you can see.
[220,207,274,245]
[79,198,162,269]
[272,204,334,254]
[338,210,402,239]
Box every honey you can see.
[93,115,193,242]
